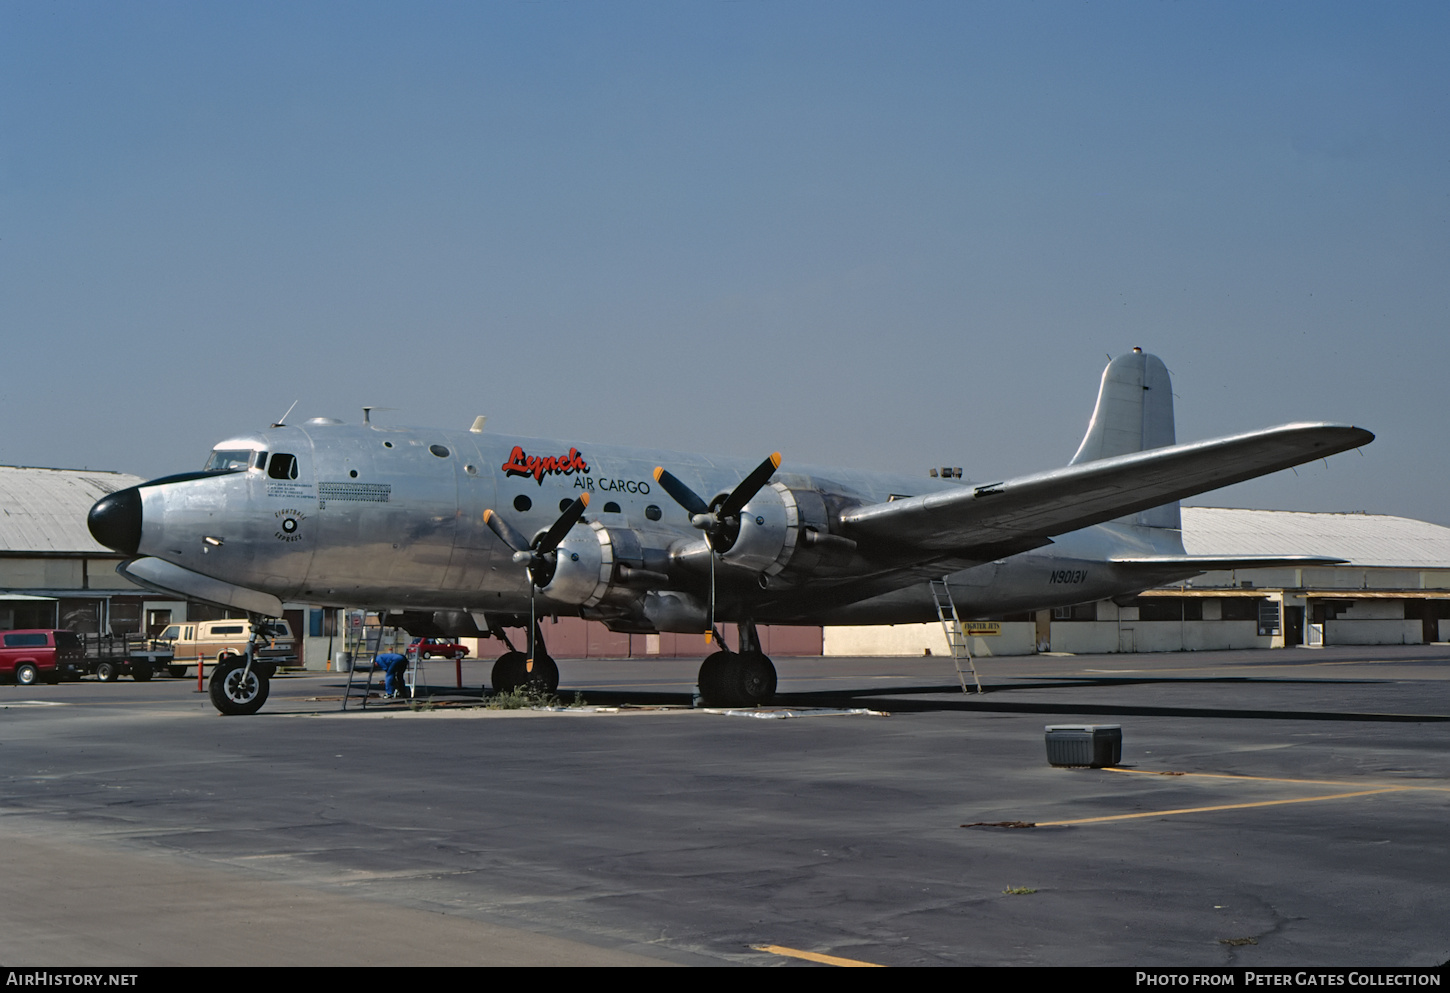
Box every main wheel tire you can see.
[96,661,117,682]
[490,651,528,693]
[14,662,39,686]
[132,661,153,682]
[698,651,776,707]
[522,653,559,694]
[696,651,736,706]
[208,659,270,716]
[735,651,777,706]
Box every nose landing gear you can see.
[207,616,272,715]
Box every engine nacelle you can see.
[538,521,675,607]
[538,521,615,607]
[719,482,837,585]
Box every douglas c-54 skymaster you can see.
[87,350,1372,715]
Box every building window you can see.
[1220,598,1264,622]
[1130,598,1203,622]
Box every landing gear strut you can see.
[696,621,777,708]
[489,621,560,695]
[208,616,273,715]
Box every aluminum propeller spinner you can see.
[653,452,781,554]
[483,493,590,589]
[483,493,590,667]
[653,452,781,639]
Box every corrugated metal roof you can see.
[1181,507,1450,569]
[0,466,144,554]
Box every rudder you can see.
[1070,348,1180,529]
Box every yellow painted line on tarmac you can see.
[753,944,885,967]
[1104,767,1450,791]
[1037,787,1412,826]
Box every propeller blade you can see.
[535,493,589,555]
[652,467,710,517]
[483,508,532,554]
[716,452,781,520]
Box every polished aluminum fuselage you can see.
[132,420,1193,628]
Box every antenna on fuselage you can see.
[362,406,397,425]
[271,400,299,428]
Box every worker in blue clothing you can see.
[373,651,410,698]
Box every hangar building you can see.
[0,465,172,635]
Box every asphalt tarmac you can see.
[1,645,1447,967]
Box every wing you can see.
[1109,554,1346,569]
[838,423,1373,554]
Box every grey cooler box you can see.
[1044,724,1122,768]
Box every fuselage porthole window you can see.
[603,501,621,514]
[429,444,450,458]
[645,504,662,521]
[268,453,298,481]
[513,495,532,513]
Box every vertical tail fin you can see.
[1070,348,1180,529]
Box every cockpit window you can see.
[204,450,254,472]
[267,453,298,480]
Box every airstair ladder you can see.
[930,578,983,695]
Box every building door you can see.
[284,608,305,668]
[1284,606,1304,647]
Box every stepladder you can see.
[930,578,983,695]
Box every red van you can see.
[1,630,84,685]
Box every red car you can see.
[406,637,469,661]
[1,630,84,685]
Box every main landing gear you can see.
[489,622,560,695]
[696,621,777,708]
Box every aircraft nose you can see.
[88,487,143,555]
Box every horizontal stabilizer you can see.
[118,556,284,617]
[840,422,1373,552]
[1109,554,1348,570]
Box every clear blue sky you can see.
[3,2,1445,523]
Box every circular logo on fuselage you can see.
[274,508,306,542]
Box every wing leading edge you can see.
[838,422,1373,554]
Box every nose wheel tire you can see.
[209,659,270,715]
